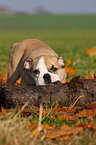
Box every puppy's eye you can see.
[33,69,40,74]
[51,65,58,72]
[62,65,65,68]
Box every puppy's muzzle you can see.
[43,73,51,84]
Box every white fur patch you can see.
[34,56,60,85]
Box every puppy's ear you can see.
[24,58,33,70]
[58,57,65,67]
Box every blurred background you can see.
[0,0,96,14]
[0,0,96,79]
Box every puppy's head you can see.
[24,56,66,86]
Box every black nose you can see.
[43,73,51,84]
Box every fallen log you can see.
[0,77,96,109]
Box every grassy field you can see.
[0,15,96,145]
[0,14,96,77]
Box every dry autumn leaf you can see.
[59,135,69,140]
[58,114,76,121]
[76,109,96,118]
[86,46,96,57]
[65,58,72,66]
[0,72,21,85]
[94,123,96,130]
[65,66,77,77]
[44,123,54,130]
[85,102,96,110]
[45,124,83,140]
[0,72,7,85]
[85,74,96,79]
[29,122,37,130]
[76,120,96,130]
[0,106,6,114]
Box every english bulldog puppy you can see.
[7,39,66,86]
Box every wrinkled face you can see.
[24,56,66,86]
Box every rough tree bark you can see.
[0,77,96,109]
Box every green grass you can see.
[0,14,96,77]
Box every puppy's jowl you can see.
[7,39,66,86]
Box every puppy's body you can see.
[7,39,66,86]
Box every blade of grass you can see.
[31,104,43,145]
[67,95,85,112]
[14,101,29,119]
